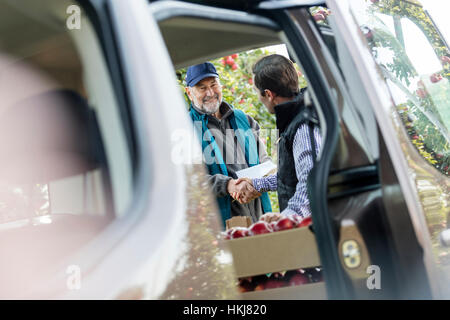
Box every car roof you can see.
[149,0,327,12]
[150,1,282,69]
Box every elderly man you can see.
[185,62,272,227]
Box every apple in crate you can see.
[249,221,273,236]
[222,228,234,240]
[274,216,297,231]
[297,216,312,228]
[254,284,265,291]
[238,279,254,293]
[289,273,310,286]
[231,227,249,239]
[264,280,285,289]
[430,73,443,83]
[252,275,268,291]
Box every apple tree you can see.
[366,0,450,175]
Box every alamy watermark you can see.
[171,124,279,166]
[66,264,82,290]
[66,5,81,30]
[366,265,381,290]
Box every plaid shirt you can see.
[253,123,322,218]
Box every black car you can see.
[0,0,448,300]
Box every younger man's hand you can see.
[227,178,261,204]
[259,212,282,223]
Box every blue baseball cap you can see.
[185,62,219,87]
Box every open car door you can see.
[251,0,442,299]
[262,0,450,299]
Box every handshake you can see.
[227,177,261,204]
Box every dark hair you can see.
[252,54,299,98]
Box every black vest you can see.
[275,92,318,212]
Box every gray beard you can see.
[200,105,219,115]
[193,97,221,115]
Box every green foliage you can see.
[398,103,449,175]
[368,25,417,85]
[366,0,450,176]
[309,6,331,26]
[371,0,450,67]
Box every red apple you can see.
[430,73,443,83]
[231,54,238,59]
[313,13,325,22]
[231,227,249,239]
[264,280,284,289]
[226,56,234,66]
[289,274,310,286]
[274,216,296,231]
[238,279,254,292]
[248,78,253,85]
[231,63,238,70]
[249,221,273,236]
[223,228,234,240]
[416,88,428,99]
[254,284,265,291]
[441,56,450,64]
[297,216,312,228]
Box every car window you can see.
[346,0,450,297]
[351,0,449,176]
[0,1,133,298]
[308,6,380,167]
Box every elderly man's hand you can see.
[227,178,261,204]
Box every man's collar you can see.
[190,103,207,116]
[219,101,233,120]
[274,92,303,132]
